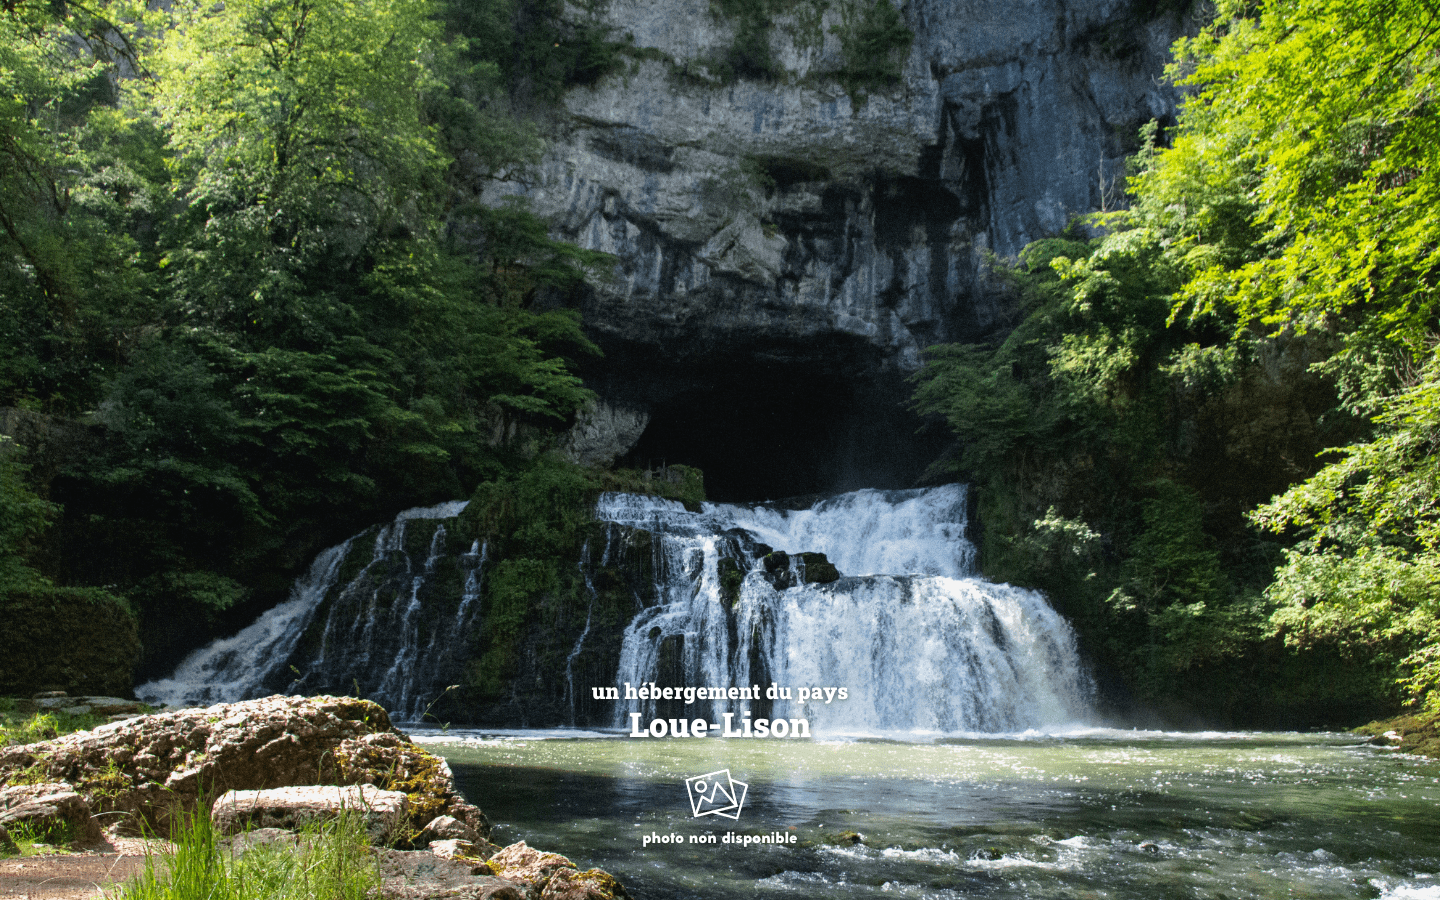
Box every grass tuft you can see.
[113,803,381,900]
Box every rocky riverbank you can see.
[0,695,631,899]
[1356,708,1440,757]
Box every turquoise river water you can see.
[411,728,1440,900]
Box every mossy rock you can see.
[798,552,840,584]
[718,557,744,608]
[1354,710,1440,757]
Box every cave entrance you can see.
[617,363,947,503]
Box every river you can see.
[413,727,1440,900]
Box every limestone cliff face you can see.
[490,0,1192,495]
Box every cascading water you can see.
[602,485,1093,733]
[137,501,478,719]
[140,483,1089,733]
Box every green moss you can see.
[454,455,704,712]
[718,557,744,608]
[1354,710,1440,757]
[798,552,840,583]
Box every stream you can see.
[415,727,1440,900]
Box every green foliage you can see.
[1156,0,1440,713]
[0,445,56,593]
[1256,360,1440,710]
[0,0,611,679]
[695,0,914,97]
[117,805,380,900]
[1165,0,1440,408]
[448,0,626,107]
[0,586,141,696]
[457,456,703,704]
[711,0,782,80]
[0,701,106,748]
[914,0,1440,724]
[835,0,912,98]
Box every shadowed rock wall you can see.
[487,0,1194,492]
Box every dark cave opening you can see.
[616,363,949,503]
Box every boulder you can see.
[376,848,527,900]
[212,785,408,844]
[797,552,840,584]
[540,868,631,900]
[760,550,841,588]
[0,695,485,840]
[760,551,796,590]
[225,827,302,856]
[428,837,504,862]
[0,783,102,845]
[486,841,577,891]
[0,823,15,854]
[34,696,146,717]
[419,814,488,848]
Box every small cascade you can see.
[135,539,354,708]
[137,501,478,718]
[565,541,597,726]
[601,485,1092,733]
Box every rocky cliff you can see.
[495,0,1193,498]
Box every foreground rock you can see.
[377,841,631,900]
[0,695,483,839]
[213,785,410,844]
[0,695,633,899]
[32,694,147,720]
[0,782,103,845]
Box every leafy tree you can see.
[0,443,56,592]
[1156,0,1440,711]
[916,0,1440,720]
[0,0,161,410]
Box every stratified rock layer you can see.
[500,0,1198,487]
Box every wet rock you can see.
[212,785,409,844]
[825,830,864,846]
[761,551,796,590]
[798,552,840,584]
[761,550,840,588]
[0,783,102,845]
[717,556,744,608]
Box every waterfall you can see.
[602,485,1093,733]
[141,484,1090,733]
[136,501,477,718]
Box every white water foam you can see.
[600,484,1093,733]
[136,501,468,708]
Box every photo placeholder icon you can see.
[685,769,748,819]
